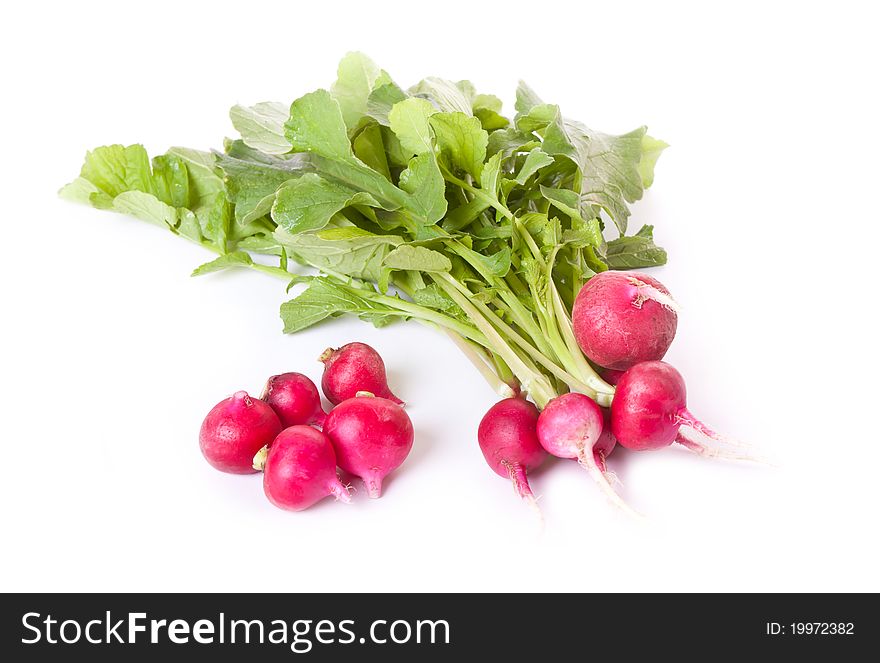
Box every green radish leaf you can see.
[539,185,582,221]
[272,173,381,234]
[330,52,391,129]
[229,101,292,155]
[441,197,492,232]
[191,251,254,276]
[280,278,406,333]
[352,123,392,180]
[429,112,488,181]
[638,134,668,188]
[388,97,436,155]
[480,152,503,198]
[275,227,402,282]
[366,82,408,126]
[398,152,447,224]
[112,191,178,228]
[151,154,190,207]
[78,144,155,198]
[383,245,452,272]
[514,148,554,185]
[285,90,354,160]
[409,77,474,115]
[487,128,539,157]
[604,224,668,268]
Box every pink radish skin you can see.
[262,372,326,428]
[199,391,282,474]
[262,426,351,511]
[572,271,678,371]
[477,398,547,508]
[320,342,403,406]
[323,394,413,498]
[611,361,717,451]
[537,393,636,515]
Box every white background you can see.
[2,0,878,592]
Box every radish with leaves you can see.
[611,361,748,460]
[537,393,637,516]
[572,271,678,371]
[477,398,547,510]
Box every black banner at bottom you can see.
[0,593,872,660]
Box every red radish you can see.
[262,372,326,427]
[537,393,636,515]
[611,361,722,453]
[319,342,403,406]
[477,398,547,509]
[322,394,413,498]
[199,391,282,474]
[261,426,351,511]
[572,270,679,371]
[599,367,627,386]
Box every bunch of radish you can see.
[478,270,752,517]
[199,342,413,511]
[199,273,747,518]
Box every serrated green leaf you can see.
[195,191,231,249]
[217,145,307,224]
[409,77,473,115]
[388,97,436,155]
[285,90,353,160]
[514,148,554,185]
[429,112,488,180]
[352,123,392,180]
[515,103,558,133]
[229,101,292,155]
[151,154,190,208]
[480,152,503,198]
[638,135,668,188]
[112,191,177,228]
[514,81,544,115]
[79,144,155,198]
[58,177,102,205]
[191,251,253,276]
[539,185,582,220]
[330,52,391,129]
[383,245,451,272]
[398,152,447,224]
[275,227,401,282]
[280,278,405,333]
[366,82,408,126]
[272,173,381,234]
[441,197,492,232]
[563,216,603,248]
[604,224,667,268]
[487,128,539,157]
[412,284,459,312]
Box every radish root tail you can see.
[577,448,643,519]
[675,428,772,465]
[504,461,544,526]
[330,481,353,504]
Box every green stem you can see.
[433,273,557,407]
[439,274,600,401]
[444,330,516,398]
